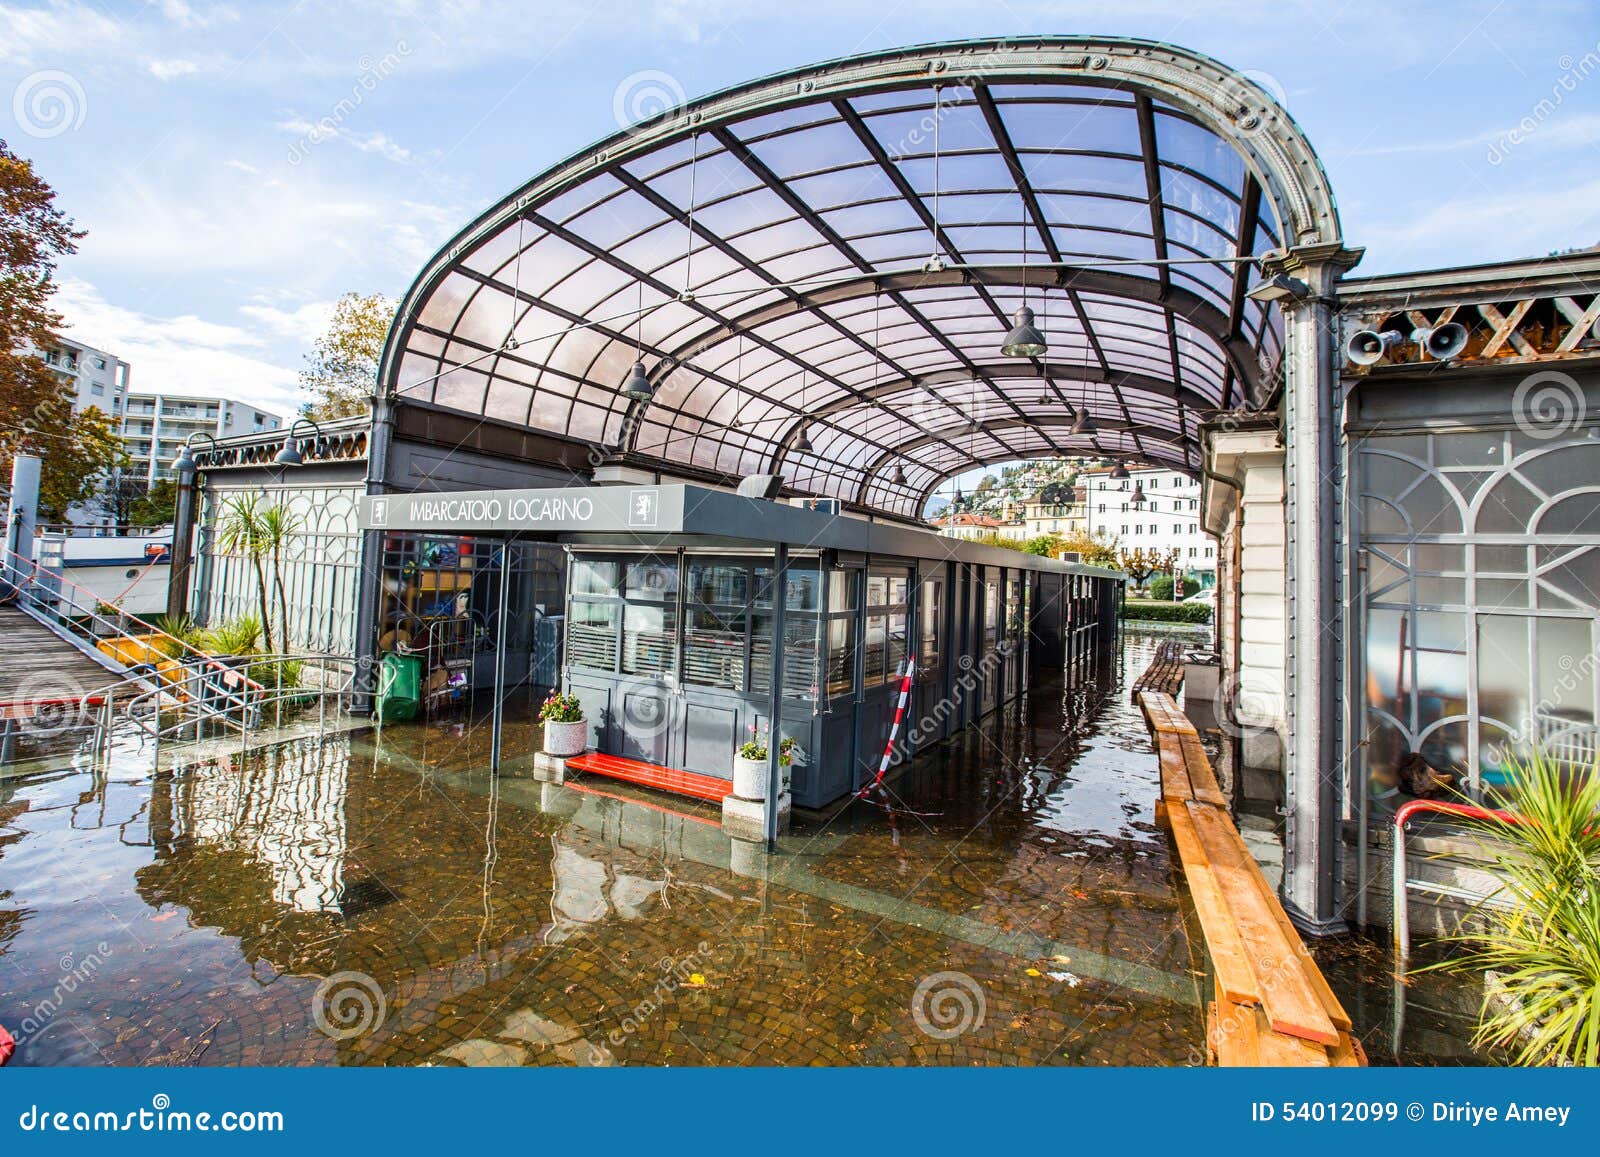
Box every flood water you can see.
[0,631,1475,1066]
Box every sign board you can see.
[359,486,680,534]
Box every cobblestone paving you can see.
[0,636,1208,1066]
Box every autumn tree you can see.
[1058,528,1120,569]
[300,291,395,420]
[1117,547,1162,589]
[0,139,127,521]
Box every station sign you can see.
[358,485,680,534]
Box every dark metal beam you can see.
[711,124,1054,464]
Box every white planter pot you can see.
[732,755,790,801]
[543,718,588,758]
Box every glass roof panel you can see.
[391,59,1301,517]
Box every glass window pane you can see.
[919,577,943,680]
[864,612,888,685]
[826,617,857,697]
[568,600,618,672]
[829,568,858,612]
[622,603,676,676]
[684,605,746,689]
[1535,617,1596,771]
[751,612,819,699]
[625,559,679,600]
[688,560,747,605]
[571,558,619,597]
[1478,615,1531,787]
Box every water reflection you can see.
[2,634,1215,1067]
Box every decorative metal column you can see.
[167,449,198,620]
[1266,243,1362,934]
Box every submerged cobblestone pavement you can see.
[1,635,1211,1066]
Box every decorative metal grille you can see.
[1355,424,1600,797]
[194,483,362,655]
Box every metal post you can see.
[764,542,788,849]
[1269,243,1362,935]
[5,454,41,595]
[351,389,396,714]
[489,537,513,774]
[167,451,198,621]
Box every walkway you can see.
[0,606,124,712]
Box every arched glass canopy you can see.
[384,38,1340,520]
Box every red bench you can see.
[564,751,733,804]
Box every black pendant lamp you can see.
[1001,307,1048,358]
[622,359,654,401]
[1109,461,1130,480]
[1001,204,1048,358]
[1071,406,1096,436]
[795,425,814,453]
[621,279,654,401]
[891,463,907,486]
[1130,481,1146,505]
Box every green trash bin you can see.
[377,651,422,722]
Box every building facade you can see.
[1083,465,1216,585]
[35,337,131,419]
[1022,485,1087,538]
[121,393,283,485]
[930,510,1027,541]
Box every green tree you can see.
[1022,533,1063,556]
[300,291,395,420]
[128,478,177,527]
[217,493,278,653]
[0,140,127,520]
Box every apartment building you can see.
[121,393,284,484]
[1083,464,1217,584]
[35,337,131,417]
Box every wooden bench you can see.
[564,751,733,804]
[1139,690,1365,1067]
[1129,639,1186,703]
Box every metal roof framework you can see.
[381,38,1343,520]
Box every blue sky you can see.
[2,0,1597,424]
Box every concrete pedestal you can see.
[721,792,789,842]
[532,751,567,784]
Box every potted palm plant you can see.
[539,691,588,757]
[733,724,799,801]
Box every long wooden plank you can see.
[1247,851,1355,1033]
[1158,733,1195,804]
[1177,732,1230,808]
[1186,801,1342,1046]
[1167,804,1257,1005]
[1209,999,1261,1066]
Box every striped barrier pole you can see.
[859,659,914,800]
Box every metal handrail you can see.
[1,547,265,695]
[1393,798,1518,964]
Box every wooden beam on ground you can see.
[1185,801,1342,1047]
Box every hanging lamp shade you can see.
[891,464,907,486]
[952,483,964,504]
[1070,407,1097,436]
[794,425,814,453]
[1130,481,1146,505]
[1109,461,1130,480]
[1000,306,1048,358]
[621,360,654,401]
[273,437,304,467]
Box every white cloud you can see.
[70,155,458,292]
[239,298,337,346]
[53,277,311,418]
[1355,178,1600,271]
[147,58,199,81]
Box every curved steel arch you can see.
[380,36,1342,518]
